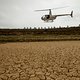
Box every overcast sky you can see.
[0,0,80,28]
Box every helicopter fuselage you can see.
[41,15,56,22]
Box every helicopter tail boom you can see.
[54,11,73,17]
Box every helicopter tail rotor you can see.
[71,11,73,17]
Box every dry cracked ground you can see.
[0,41,80,80]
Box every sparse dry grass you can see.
[0,41,80,80]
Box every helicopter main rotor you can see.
[35,6,69,11]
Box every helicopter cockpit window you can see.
[41,15,50,20]
[45,15,50,19]
[42,15,45,18]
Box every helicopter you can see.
[35,8,73,22]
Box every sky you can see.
[0,0,80,28]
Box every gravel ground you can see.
[0,41,80,80]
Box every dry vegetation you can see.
[0,41,80,80]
